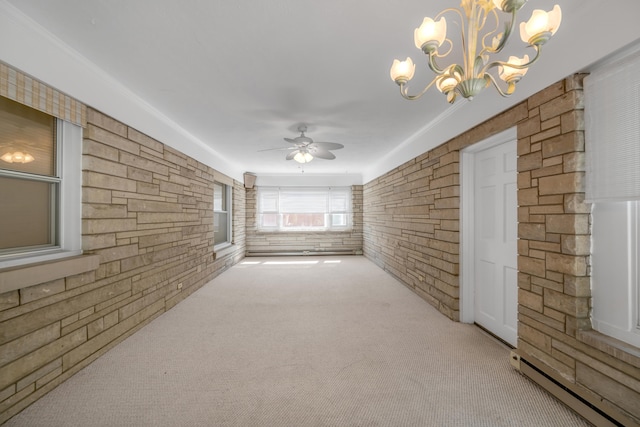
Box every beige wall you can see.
[0,107,246,423]
[245,186,363,255]
[363,75,640,425]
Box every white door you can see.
[461,129,518,346]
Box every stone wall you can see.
[363,75,640,425]
[0,108,246,423]
[245,186,363,255]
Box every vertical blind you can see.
[585,49,640,202]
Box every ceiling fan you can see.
[260,125,344,163]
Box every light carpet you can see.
[5,256,590,426]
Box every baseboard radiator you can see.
[245,248,362,257]
[510,350,637,427]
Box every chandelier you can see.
[1,151,35,163]
[390,0,561,103]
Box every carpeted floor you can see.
[4,256,590,426]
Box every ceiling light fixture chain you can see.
[390,0,561,103]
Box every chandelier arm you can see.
[479,8,504,56]
[481,44,542,76]
[484,73,514,97]
[427,48,450,75]
[398,77,440,101]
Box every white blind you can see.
[585,49,640,202]
[257,186,352,231]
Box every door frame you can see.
[460,127,517,324]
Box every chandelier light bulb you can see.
[520,5,562,45]
[499,55,530,82]
[390,57,416,84]
[414,17,447,53]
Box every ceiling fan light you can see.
[294,152,313,163]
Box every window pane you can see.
[214,212,228,245]
[0,176,57,251]
[260,213,278,227]
[332,214,347,226]
[282,213,325,228]
[213,182,225,211]
[259,191,278,212]
[0,97,56,177]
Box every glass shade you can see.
[414,17,446,50]
[499,55,530,81]
[520,5,562,44]
[390,57,416,83]
[294,152,313,163]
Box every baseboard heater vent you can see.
[246,249,362,257]
[511,351,633,427]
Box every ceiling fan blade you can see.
[284,137,299,144]
[286,150,299,160]
[311,149,336,160]
[258,147,296,152]
[311,142,344,150]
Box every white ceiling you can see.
[2,0,640,183]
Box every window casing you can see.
[214,182,232,249]
[257,187,352,232]
[0,97,81,269]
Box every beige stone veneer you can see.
[0,108,246,423]
[363,75,640,425]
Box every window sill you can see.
[0,253,101,294]
[214,244,237,258]
[577,330,640,369]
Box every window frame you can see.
[0,120,82,269]
[257,186,353,233]
[213,181,233,250]
[585,43,640,348]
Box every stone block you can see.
[518,223,545,241]
[82,155,127,177]
[82,219,137,234]
[561,235,591,255]
[518,152,542,172]
[83,171,136,192]
[87,109,127,137]
[546,252,588,276]
[19,279,65,304]
[82,204,128,219]
[86,124,139,155]
[544,288,589,317]
[541,132,584,159]
[0,328,86,390]
[519,255,545,277]
[538,172,584,195]
[546,214,589,234]
[518,187,539,206]
[0,290,19,311]
[519,288,543,312]
[0,323,60,367]
[540,91,579,121]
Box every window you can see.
[0,96,82,269]
[213,182,232,248]
[585,45,640,347]
[257,187,352,232]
